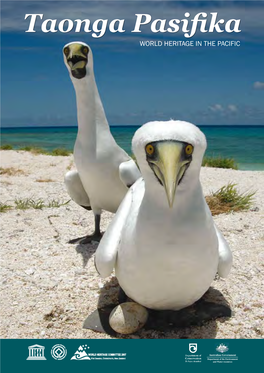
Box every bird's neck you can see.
[72,72,113,149]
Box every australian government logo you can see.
[71,344,126,361]
[185,343,201,363]
[27,345,47,360]
[207,344,238,363]
[216,343,229,353]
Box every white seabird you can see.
[96,120,232,310]
[63,42,140,243]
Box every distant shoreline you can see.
[1,125,264,171]
[2,124,264,130]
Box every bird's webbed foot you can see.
[68,231,102,244]
[79,231,103,244]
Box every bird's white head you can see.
[63,41,93,80]
[132,120,207,208]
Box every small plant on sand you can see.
[14,198,70,210]
[50,148,71,156]
[14,198,45,210]
[19,146,48,155]
[30,199,47,209]
[18,146,71,156]
[0,167,25,176]
[206,183,255,215]
[14,198,31,210]
[0,144,13,150]
[47,199,70,208]
[202,156,238,170]
[0,202,12,213]
[18,146,32,151]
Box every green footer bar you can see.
[1,339,263,372]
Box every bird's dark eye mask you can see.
[64,45,89,79]
[145,140,193,160]
[145,140,194,186]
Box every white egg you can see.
[109,302,148,334]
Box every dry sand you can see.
[0,150,263,339]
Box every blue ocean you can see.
[1,125,264,170]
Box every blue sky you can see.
[1,0,264,126]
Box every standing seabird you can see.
[63,42,140,243]
[95,120,232,310]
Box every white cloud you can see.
[227,104,238,112]
[253,81,264,90]
[209,104,223,112]
[209,104,238,114]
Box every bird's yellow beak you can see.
[63,43,89,79]
[150,142,190,208]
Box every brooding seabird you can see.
[63,42,140,244]
[95,120,232,311]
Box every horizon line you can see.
[1,124,264,130]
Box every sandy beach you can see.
[0,150,263,339]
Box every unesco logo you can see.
[51,344,67,360]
